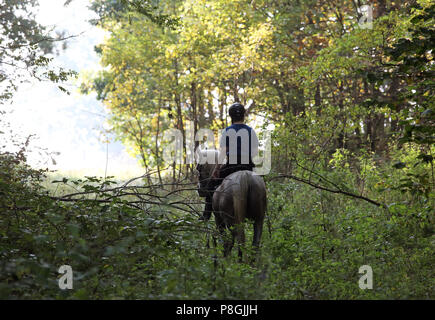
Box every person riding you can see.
[199,102,259,221]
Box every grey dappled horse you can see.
[196,149,267,260]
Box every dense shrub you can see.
[1,143,433,299]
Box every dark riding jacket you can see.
[219,124,259,176]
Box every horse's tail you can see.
[247,172,267,221]
[232,172,250,223]
[247,173,253,215]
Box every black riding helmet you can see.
[228,103,245,119]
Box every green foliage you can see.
[362,3,435,198]
[2,0,434,300]
[89,0,179,28]
[1,137,433,299]
[265,177,434,299]
[0,143,205,299]
[0,0,77,102]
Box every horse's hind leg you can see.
[223,236,234,257]
[253,219,263,248]
[223,226,234,257]
[246,220,262,265]
[215,213,233,257]
[232,224,245,262]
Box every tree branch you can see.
[266,174,386,208]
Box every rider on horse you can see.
[199,102,259,221]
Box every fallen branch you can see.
[266,174,386,208]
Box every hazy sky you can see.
[5,0,143,177]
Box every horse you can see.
[195,149,267,261]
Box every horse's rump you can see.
[213,170,266,223]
